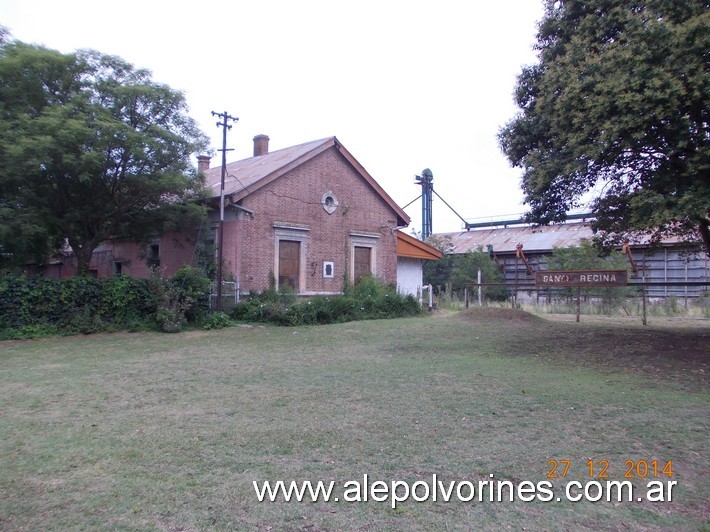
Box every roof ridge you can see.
[202,135,409,227]
[233,136,334,165]
[203,136,334,189]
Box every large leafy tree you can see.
[0,33,209,272]
[499,0,709,254]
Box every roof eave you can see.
[396,231,443,260]
[333,138,411,227]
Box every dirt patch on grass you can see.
[459,307,543,322]
[543,313,710,328]
[458,308,709,389]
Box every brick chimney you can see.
[253,134,270,157]
[197,155,211,173]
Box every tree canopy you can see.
[0,34,209,272]
[423,242,508,302]
[499,0,709,254]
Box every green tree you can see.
[0,35,209,271]
[547,238,629,271]
[546,239,631,306]
[499,0,709,254]
[424,248,508,301]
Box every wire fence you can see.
[461,281,710,324]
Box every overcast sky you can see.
[1,0,545,235]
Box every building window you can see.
[321,191,338,214]
[278,240,300,290]
[113,260,122,276]
[147,244,160,268]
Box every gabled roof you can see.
[396,231,444,260]
[203,136,410,226]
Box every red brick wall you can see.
[220,217,242,284]
[53,145,401,292]
[110,241,150,278]
[158,231,199,276]
[236,146,399,294]
[72,232,199,279]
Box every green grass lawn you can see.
[1,310,707,530]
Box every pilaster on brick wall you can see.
[236,146,400,294]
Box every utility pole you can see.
[211,110,238,311]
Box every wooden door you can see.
[354,246,371,282]
[278,240,300,290]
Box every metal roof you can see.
[437,222,700,255]
[204,137,332,198]
[396,231,444,260]
[439,223,596,254]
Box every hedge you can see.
[0,266,211,339]
[232,276,422,326]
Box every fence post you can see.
[477,269,482,306]
[641,286,647,326]
[464,286,470,309]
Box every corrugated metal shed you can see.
[440,223,595,255]
[435,222,709,298]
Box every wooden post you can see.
[641,286,647,326]
[477,269,482,306]
[211,110,238,311]
[576,286,581,322]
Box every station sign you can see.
[535,270,628,287]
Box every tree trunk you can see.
[74,239,99,275]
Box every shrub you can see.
[155,305,186,333]
[0,323,59,341]
[171,265,211,322]
[0,267,213,339]
[203,311,231,330]
[100,275,151,326]
[231,277,421,326]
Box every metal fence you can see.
[209,281,240,311]
[464,281,710,325]
[488,249,710,299]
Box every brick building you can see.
[52,135,414,296]
[199,135,410,295]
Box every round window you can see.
[321,191,338,214]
